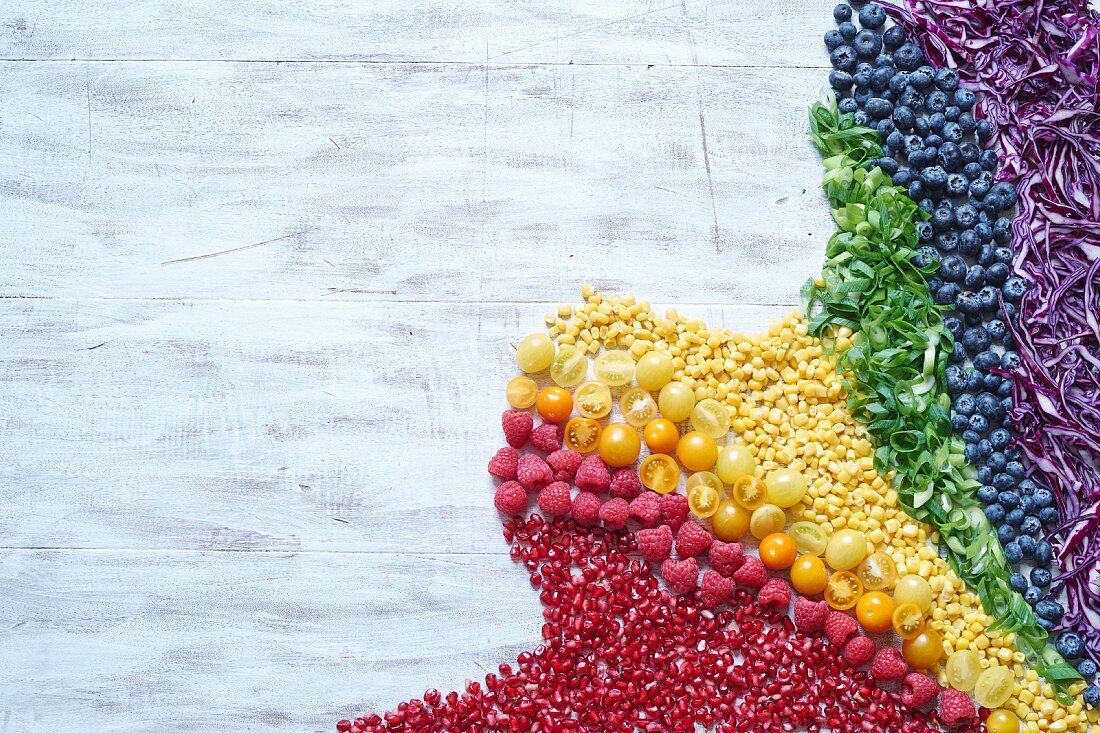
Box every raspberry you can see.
[793,597,829,633]
[536,481,572,516]
[901,672,939,708]
[732,557,768,589]
[546,449,582,482]
[488,447,519,480]
[675,520,712,559]
[571,491,602,526]
[574,455,611,492]
[938,688,975,724]
[870,646,907,681]
[530,423,562,452]
[598,498,630,529]
[699,570,734,607]
[709,540,744,577]
[608,468,642,500]
[842,636,875,667]
[502,409,533,449]
[757,577,791,608]
[629,492,662,528]
[493,481,527,515]
[659,493,690,530]
[635,524,673,563]
[660,557,698,594]
[824,611,859,647]
[517,454,553,490]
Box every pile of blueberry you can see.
[825,1,1099,706]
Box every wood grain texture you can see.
[0,298,792,554]
[0,61,833,303]
[0,0,831,67]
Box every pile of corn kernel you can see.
[546,287,1096,733]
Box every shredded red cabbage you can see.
[883,0,1100,657]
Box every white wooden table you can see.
[0,3,837,730]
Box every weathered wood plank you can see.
[0,298,794,553]
[0,549,542,733]
[0,0,832,67]
[0,61,832,303]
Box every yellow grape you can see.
[551,345,588,388]
[686,471,723,495]
[764,468,807,509]
[985,710,1020,733]
[516,333,555,373]
[658,382,695,422]
[635,351,673,391]
[749,503,785,540]
[893,575,933,612]
[824,529,868,571]
[973,665,1014,709]
[690,399,730,439]
[593,350,635,387]
[715,443,755,485]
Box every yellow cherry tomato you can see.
[686,471,723,495]
[658,382,695,422]
[892,603,925,640]
[639,454,680,494]
[985,710,1020,733]
[593,350,635,387]
[855,591,896,635]
[715,443,755,485]
[644,418,680,454]
[551,344,588,388]
[825,571,863,610]
[687,484,720,518]
[635,351,674,391]
[690,399,730,439]
[790,555,829,595]
[902,628,943,670]
[824,528,868,571]
[599,423,641,467]
[764,468,807,509]
[945,649,981,691]
[749,503,786,540]
[789,521,829,556]
[973,666,1015,709]
[620,387,658,428]
[893,575,933,612]
[516,332,555,373]
[711,501,750,541]
[564,417,602,453]
[574,381,612,419]
[857,552,898,592]
[536,386,573,423]
[676,431,718,472]
[759,533,798,570]
[732,475,767,510]
[506,376,539,409]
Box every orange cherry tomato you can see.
[790,555,829,595]
[902,628,943,670]
[825,571,864,610]
[644,418,680,454]
[639,454,680,494]
[676,431,718,472]
[758,533,798,570]
[855,591,896,635]
[536,386,573,423]
[711,501,750,541]
[892,603,925,640]
[574,381,612,419]
[687,484,721,518]
[732,475,767,510]
[506,376,539,409]
[564,417,602,453]
[599,423,641,467]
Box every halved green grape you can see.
[789,521,828,556]
[551,345,588,387]
[973,665,1015,709]
[516,332,555,373]
[945,649,982,692]
[715,443,755,485]
[690,399,730,439]
[635,351,673,391]
[658,382,695,422]
[593,350,635,387]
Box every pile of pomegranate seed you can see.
[338,516,982,733]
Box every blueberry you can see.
[1000,395,1013,417]
[1009,572,1028,592]
[825,29,847,51]
[990,181,1018,206]
[1039,506,1060,525]
[1006,460,1025,479]
[1003,277,1026,302]
[1030,567,1052,588]
[834,3,853,21]
[954,203,978,230]
[1018,478,1037,494]
[925,112,944,133]
[977,286,1000,312]
[893,43,924,70]
[945,364,967,393]
[1077,659,1098,678]
[941,121,963,143]
[954,87,975,110]
[1033,488,1054,508]
[1018,535,1037,555]
[1002,541,1022,563]
[871,67,894,91]
[961,326,991,353]
[1024,586,1043,605]
[958,111,977,133]
[954,393,976,416]
[889,72,909,93]
[977,392,1003,418]
[946,173,969,196]
[1003,301,1019,321]
[996,523,1016,544]
[960,144,981,166]
[830,70,855,92]
[936,283,961,305]
[891,171,912,189]
[926,90,949,113]
[989,428,1010,449]
[1085,686,1100,708]
[892,105,916,130]
[839,97,859,113]
[913,116,930,136]
[978,439,993,457]
[936,232,959,252]
[994,472,1016,491]
[975,351,1001,372]
[1020,515,1042,536]
[839,21,858,40]
[976,119,993,140]
[977,484,998,502]
[853,68,873,87]
[875,156,899,174]
[939,255,966,282]
[1038,617,1055,630]
[883,25,907,49]
[984,503,1005,522]
[854,29,883,58]
[980,148,999,170]
[959,229,981,256]
[931,67,957,92]
[998,490,1020,509]
[963,264,985,289]
[966,370,985,392]
[986,319,1007,341]
[1020,494,1034,512]
[986,452,1007,473]
[900,87,925,110]
[858,2,887,27]
[1035,540,1054,564]
[945,105,961,122]
[865,97,893,119]
[1055,631,1083,658]
[976,465,993,484]
[958,416,977,438]
[963,441,981,462]
[919,197,935,213]
[916,219,934,243]
[1006,508,1025,526]
[853,110,872,126]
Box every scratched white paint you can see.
[0,1,840,731]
